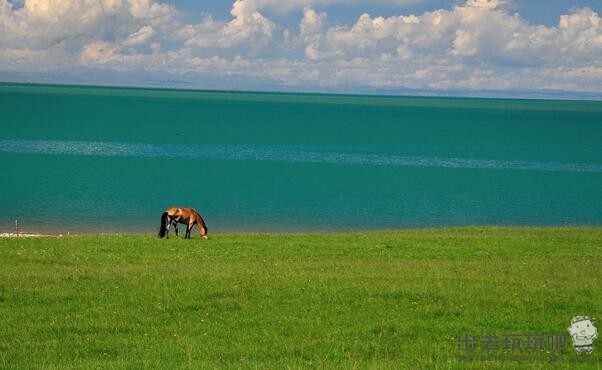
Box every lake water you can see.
[1,83,601,233]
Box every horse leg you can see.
[189,219,196,239]
[174,222,179,237]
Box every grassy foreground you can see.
[0,227,601,369]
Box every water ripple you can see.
[1,139,601,173]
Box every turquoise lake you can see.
[1,83,601,233]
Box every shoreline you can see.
[0,232,62,238]
[2,224,602,238]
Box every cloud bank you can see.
[1,0,601,95]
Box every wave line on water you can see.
[1,139,601,173]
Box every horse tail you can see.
[158,211,168,238]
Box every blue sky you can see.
[1,0,601,98]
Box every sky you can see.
[1,0,602,98]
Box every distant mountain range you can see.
[2,68,601,101]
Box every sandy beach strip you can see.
[0,232,60,238]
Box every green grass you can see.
[0,227,601,369]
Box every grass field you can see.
[0,227,601,369]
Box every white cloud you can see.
[0,0,601,95]
[212,0,430,15]
[295,4,602,69]
[0,0,174,47]
[464,0,507,10]
[300,7,326,37]
[123,25,155,46]
[299,7,327,60]
[178,0,275,49]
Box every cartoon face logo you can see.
[568,316,598,354]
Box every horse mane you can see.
[194,210,208,233]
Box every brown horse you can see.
[158,207,208,239]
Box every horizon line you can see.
[2,80,602,103]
